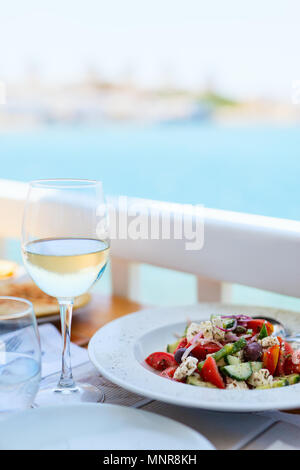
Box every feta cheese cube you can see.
[226,378,249,390]
[248,368,274,387]
[173,357,198,381]
[211,317,226,342]
[186,322,203,343]
[258,336,280,349]
[198,321,214,341]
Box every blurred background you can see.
[1,0,300,308]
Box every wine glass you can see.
[0,296,41,412]
[22,179,110,404]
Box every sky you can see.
[1,0,300,99]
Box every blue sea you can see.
[1,122,300,310]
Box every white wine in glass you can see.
[24,238,109,298]
[22,179,110,404]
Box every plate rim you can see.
[88,303,300,413]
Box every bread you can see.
[0,281,91,317]
[0,260,18,280]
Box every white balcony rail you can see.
[1,178,300,303]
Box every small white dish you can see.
[0,404,214,450]
[89,304,300,412]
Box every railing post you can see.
[197,275,232,303]
[110,257,140,300]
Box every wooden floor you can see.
[62,293,144,347]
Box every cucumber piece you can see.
[257,379,289,390]
[258,323,268,340]
[272,379,289,388]
[222,363,253,381]
[198,337,247,371]
[251,361,263,373]
[167,338,182,354]
[186,375,217,388]
[284,374,300,386]
[255,374,300,390]
[225,355,241,366]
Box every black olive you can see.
[244,342,262,362]
[174,348,187,364]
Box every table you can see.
[48,293,300,450]
[70,292,143,346]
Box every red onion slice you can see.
[221,315,252,321]
[190,331,204,344]
[224,332,239,343]
[249,334,259,343]
[181,343,198,362]
[237,315,252,320]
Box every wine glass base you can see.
[34,383,105,407]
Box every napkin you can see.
[39,323,89,378]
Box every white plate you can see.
[0,404,214,450]
[89,304,300,413]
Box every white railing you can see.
[1,178,300,302]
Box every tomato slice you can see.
[275,338,286,377]
[174,338,188,353]
[200,356,225,389]
[247,319,274,336]
[285,341,294,356]
[186,342,221,360]
[160,366,187,383]
[160,366,177,379]
[145,352,177,371]
[275,338,294,377]
[283,344,300,375]
[284,358,300,375]
[284,354,300,375]
[262,345,280,375]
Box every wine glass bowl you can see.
[22,179,110,405]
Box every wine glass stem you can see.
[58,299,75,389]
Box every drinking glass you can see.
[22,179,110,404]
[0,297,41,412]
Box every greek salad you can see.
[145,315,300,390]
